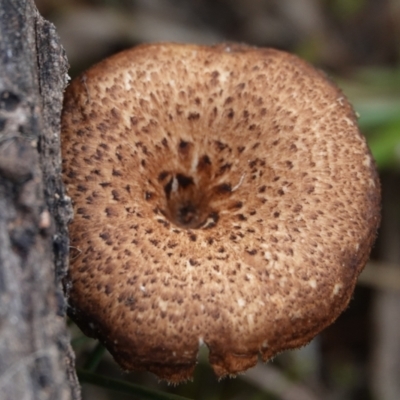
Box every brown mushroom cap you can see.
[61,43,380,382]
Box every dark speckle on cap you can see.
[62,42,380,383]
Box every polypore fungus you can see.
[61,43,380,382]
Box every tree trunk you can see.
[0,0,80,399]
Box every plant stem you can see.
[77,369,193,400]
[83,342,106,372]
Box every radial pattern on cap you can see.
[62,43,380,382]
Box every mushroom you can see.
[61,43,380,382]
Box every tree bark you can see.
[0,0,80,399]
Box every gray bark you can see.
[0,0,80,399]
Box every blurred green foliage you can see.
[328,0,367,20]
[338,68,400,170]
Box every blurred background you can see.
[35,0,400,399]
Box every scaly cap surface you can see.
[62,43,380,382]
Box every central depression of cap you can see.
[61,43,380,382]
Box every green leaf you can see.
[367,120,400,169]
[355,100,400,131]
